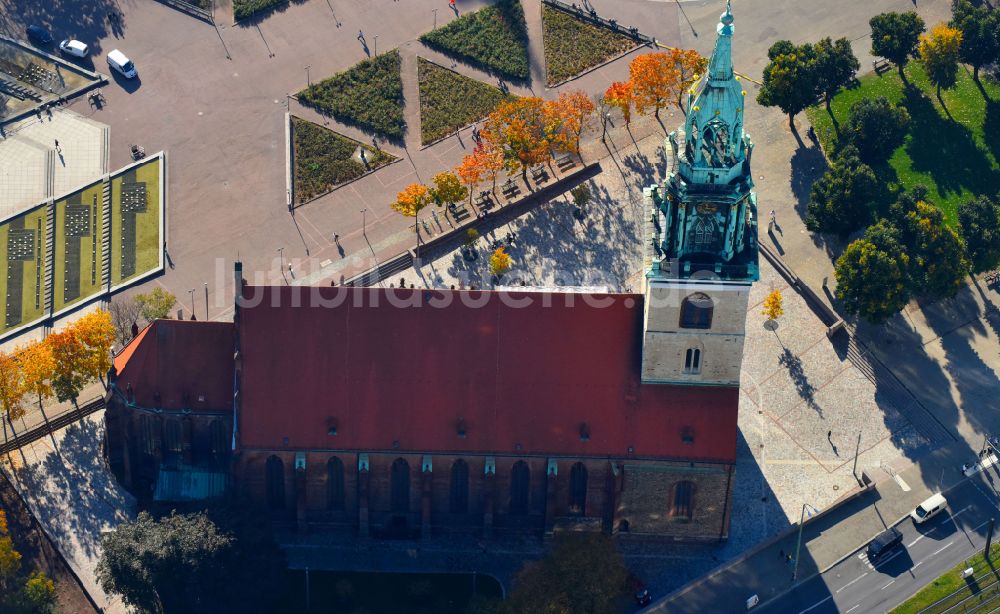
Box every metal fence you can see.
[542,0,656,46]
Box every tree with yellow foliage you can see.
[489,247,512,279]
[0,510,23,595]
[603,81,633,127]
[919,23,963,100]
[483,97,552,184]
[430,171,468,211]
[544,90,595,155]
[47,328,89,410]
[629,52,676,120]
[762,290,784,322]
[0,350,26,446]
[17,340,55,438]
[74,309,116,389]
[392,182,433,242]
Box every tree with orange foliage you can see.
[74,309,116,389]
[476,139,506,195]
[544,91,595,156]
[17,340,54,413]
[456,153,484,206]
[483,97,551,183]
[0,350,26,445]
[629,52,676,120]
[604,81,633,127]
[392,183,432,222]
[47,329,88,409]
[669,48,708,114]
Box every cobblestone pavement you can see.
[1,411,134,614]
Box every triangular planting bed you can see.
[297,50,405,139]
[419,0,529,81]
[541,3,641,86]
[291,117,398,204]
[417,58,514,145]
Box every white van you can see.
[911,493,948,524]
[107,49,137,79]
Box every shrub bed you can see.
[419,0,529,81]
[232,0,284,20]
[418,58,512,145]
[541,4,638,86]
[297,50,405,139]
[292,117,397,203]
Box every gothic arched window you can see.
[391,458,410,513]
[327,457,345,510]
[510,461,530,515]
[450,460,469,514]
[680,293,714,329]
[209,419,227,465]
[691,216,717,251]
[266,455,285,510]
[684,348,702,374]
[569,462,587,516]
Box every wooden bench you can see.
[501,179,519,198]
[872,57,891,75]
[555,154,576,171]
[530,166,549,183]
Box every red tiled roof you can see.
[238,286,738,462]
[114,320,234,411]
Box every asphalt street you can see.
[761,472,1000,614]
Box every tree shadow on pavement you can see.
[12,416,134,562]
[0,0,119,56]
[788,142,832,253]
[779,347,821,417]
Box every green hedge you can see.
[297,51,405,139]
[292,118,396,203]
[541,5,638,86]
[417,58,512,145]
[232,0,284,20]
[419,0,529,81]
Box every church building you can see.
[103,2,758,544]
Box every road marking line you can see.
[933,541,955,555]
[908,535,924,547]
[882,580,896,590]
[836,573,869,593]
[914,561,924,568]
[846,605,860,613]
[798,595,833,614]
[974,519,992,531]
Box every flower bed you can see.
[232,0,283,20]
[292,117,397,203]
[419,0,529,81]
[418,58,512,145]
[541,4,639,86]
[297,50,405,139]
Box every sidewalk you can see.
[0,380,106,448]
[647,441,976,613]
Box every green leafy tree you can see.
[430,171,468,207]
[570,184,592,210]
[757,42,818,129]
[806,146,880,238]
[870,11,925,81]
[844,96,910,165]
[919,24,964,99]
[503,534,627,614]
[813,37,859,111]
[17,571,56,613]
[835,220,912,323]
[895,199,971,298]
[950,1,1000,83]
[135,288,177,321]
[958,194,1000,273]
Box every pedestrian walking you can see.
[357,30,365,42]
[827,430,832,440]
[769,209,776,229]
[333,233,340,243]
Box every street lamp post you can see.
[373,35,377,56]
[793,503,820,581]
[432,8,438,29]
[361,209,367,238]
[277,247,287,285]
[203,283,209,320]
[188,289,195,318]
[304,64,311,87]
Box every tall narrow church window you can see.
[164,419,182,464]
[684,348,702,374]
[510,461,530,515]
[670,481,696,520]
[391,458,410,513]
[450,459,469,513]
[138,414,154,455]
[209,419,227,465]
[266,455,285,510]
[569,462,587,516]
[327,457,345,510]
[680,293,713,329]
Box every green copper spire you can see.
[642,0,759,282]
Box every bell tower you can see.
[641,0,758,386]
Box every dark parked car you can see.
[26,25,54,45]
[866,526,903,561]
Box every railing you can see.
[153,0,214,23]
[0,396,106,456]
[542,0,655,46]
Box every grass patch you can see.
[890,543,1000,614]
[297,50,405,139]
[292,117,397,203]
[53,181,105,313]
[806,63,1000,226]
[417,58,512,145]
[0,204,48,333]
[232,0,284,20]
[110,158,162,287]
[541,4,638,86]
[419,0,529,81]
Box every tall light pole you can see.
[361,209,367,238]
[203,282,209,320]
[793,503,820,581]
[432,8,438,29]
[304,64,311,87]
[373,35,378,56]
[277,247,287,285]
[188,289,196,318]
